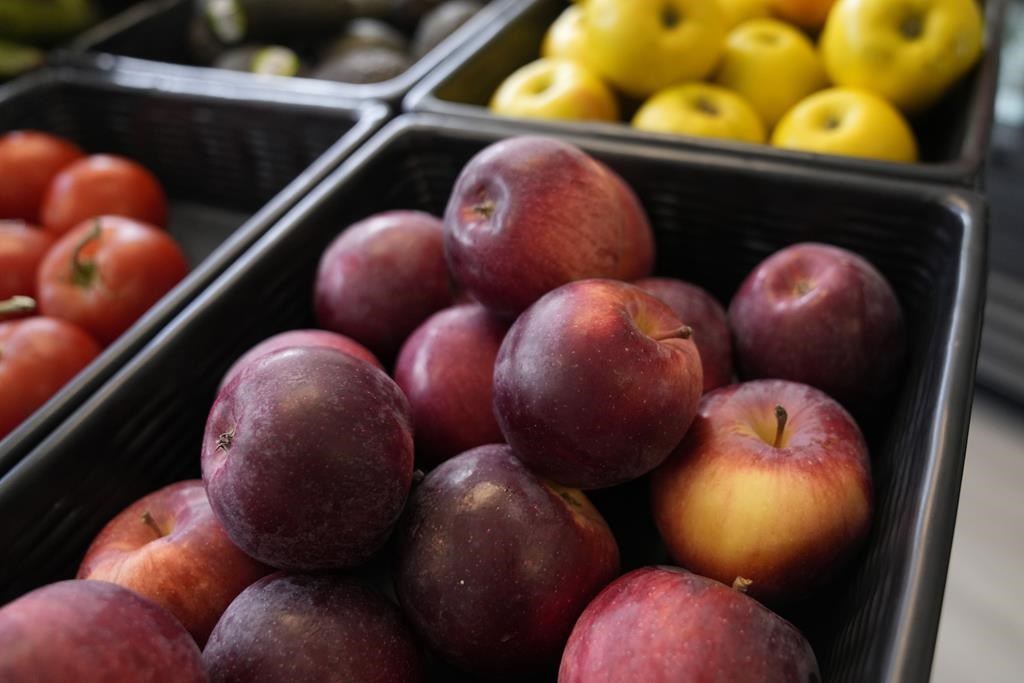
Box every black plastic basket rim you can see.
[4,112,986,682]
[403,0,1008,187]
[0,64,388,475]
[62,0,525,104]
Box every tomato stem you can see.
[0,296,36,316]
[70,220,102,288]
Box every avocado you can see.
[410,0,482,59]
[323,18,407,60]
[213,44,302,76]
[311,44,411,83]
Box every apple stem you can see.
[141,511,163,537]
[0,295,36,316]
[732,577,753,593]
[773,405,788,449]
[70,220,102,288]
[653,325,693,341]
[472,199,495,219]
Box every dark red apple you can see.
[559,566,820,682]
[651,379,872,604]
[395,444,620,677]
[728,242,906,410]
[493,279,703,490]
[77,479,272,646]
[634,276,733,392]
[201,346,414,570]
[0,580,207,682]
[393,302,509,466]
[203,572,423,683]
[219,328,382,390]
[443,136,654,316]
[314,210,453,359]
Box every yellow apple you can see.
[581,0,727,99]
[767,0,837,29]
[820,0,984,113]
[541,5,594,70]
[633,82,766,144]
[489,58,619,122]
[720,0,771,28]
[715,18,828,129]
[771,87,918,162]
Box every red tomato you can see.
[36,216,189,345]
[0,315,101,439]
[40,155,168,235]
[0,131,84,222]
[0,221,55,307]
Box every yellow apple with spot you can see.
[633,82,766,144]
[820,0,984,113]
[767,0,837,30]
[541,4,595,69]
[581,0,727,99]
[772,87,918,162]
[715,18,828,128]
[490,58,619,122]
[720,0,771,28]
[651,379,873,604]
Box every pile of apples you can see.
[489,0,986,163]
[0,135,909,681]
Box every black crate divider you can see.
[0,114,986,683]
[0,65,387,474]
[64,0,524,104]
[404,0,1008,187]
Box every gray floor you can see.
[931,391,1024,681]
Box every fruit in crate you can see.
[0,580,207,682]
[0,130,83,223]
[77,479,272,646]
[204,573,424,682]
[767,0,837,30]
[720,0,772,28]
[559,566,821,682]
[651,379,873,603]
[412,0,483,58]
[202,346,414,570]
[714,18,828,128]
[820,0,984,113]
[394,302,509,465]
[314,210,452,359]
[36,216,189,346]
[632,82,766,143]
[728,241,907,409]
[634,277,733,392]
[493,279,703,489]
[772,87,919,162]
[0,221,53,304]
[443,136,654,316]
[540,4,593,68]
[580,0,727,98]
[489,58,619,122]
[213,45,302,76]
[394,444,620,676]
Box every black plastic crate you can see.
[65,0,520,104]
[0,65,386,475]
[405,0,1007,187]
[0,115,985,682]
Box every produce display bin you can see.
[64,0,521,104]
[0,65,387,476]
[0,114,985,683]
[404,0,1007,187]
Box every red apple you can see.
[393,302,509,466]
[728,242,906,411]
[634,276,733,391]
[395,444,620,676]
[314,210,453,359]
[0,580,207,682]
[204,572,423,682]
[493,279,703,489]
[219,328,382,390]
[651,379,873,604]
[443,136,654,316]
[559,566,820,682]
[201,346,414,570]
[77,479,272,646]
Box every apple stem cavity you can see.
[731,576,753,593]
[471,199,495,219]
[773,405,788,449]
[141,511,164,538]
[70,220,103,288]
[652,325,693,342]
[0,295,36,316]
